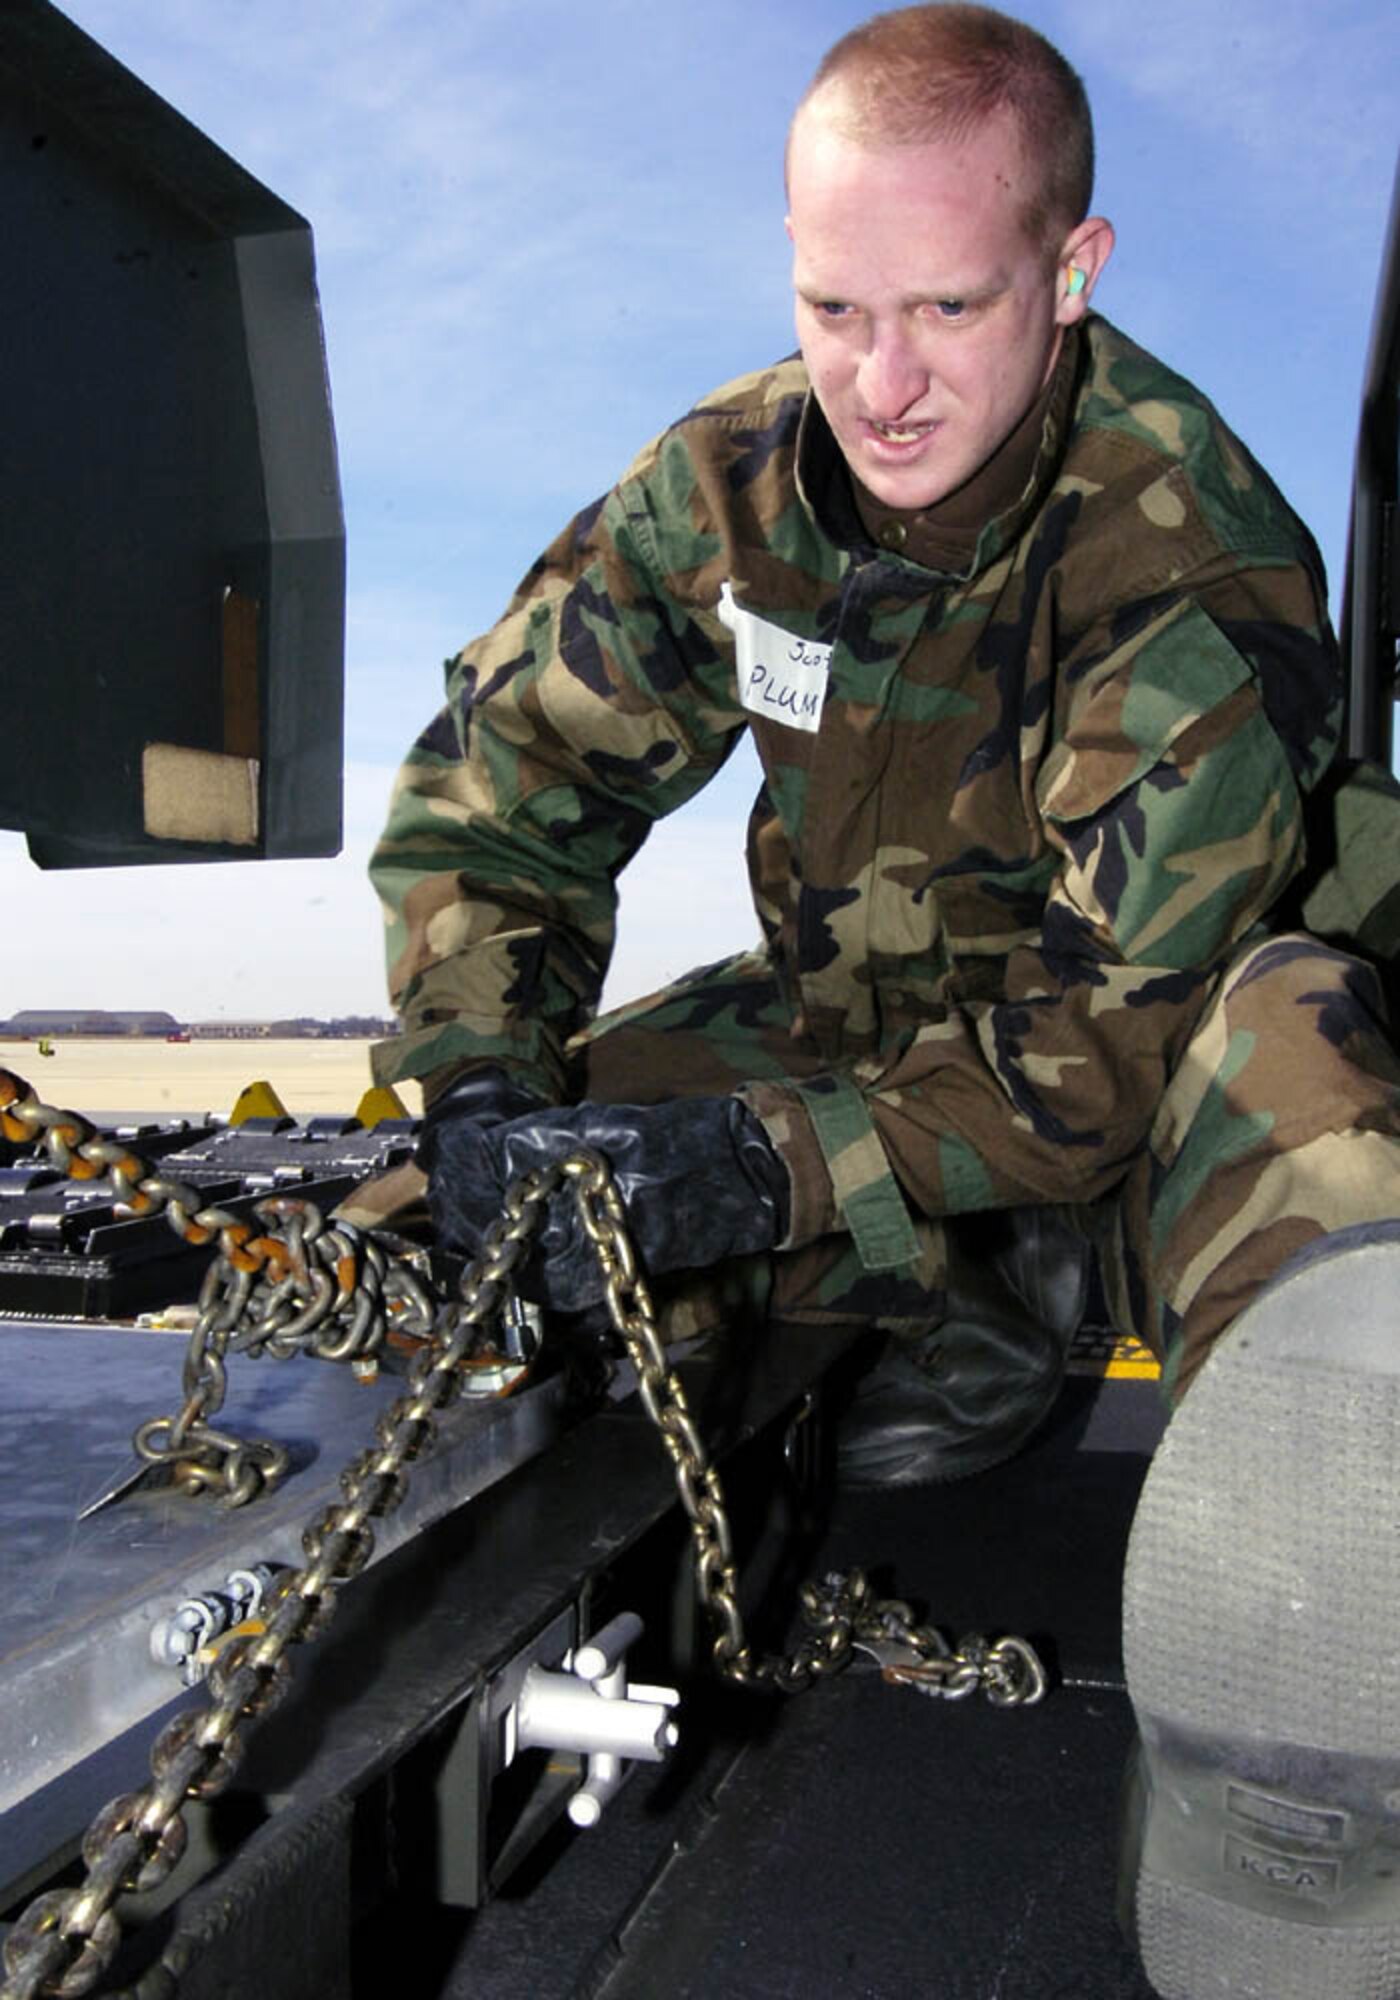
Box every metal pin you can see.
[76,1457,157,1521]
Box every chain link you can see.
[0,1072,1047,2000]
[567,1154,1047,1704]
[0,1120,564,2000]
[1,1067,437,1505]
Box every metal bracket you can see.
[508,1611,679,1829]
[149,1563,283,1686]
[425,1603,681,1908]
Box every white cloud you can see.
[0,751,765,1022]
[57,0,801,514]
[0,764,397,1020]
[1059,0,1396,248]
[603,747,765,1008]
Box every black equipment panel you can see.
[1,0,344,865]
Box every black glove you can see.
[416,1064,549,1174]
[425,1094,791,1310]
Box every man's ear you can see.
[1054,215,1115,326]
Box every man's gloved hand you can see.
[416,1064,549,1167]
[334,1067,543,1245]
[414,1063,550,1259]
[424,1094,791,1310]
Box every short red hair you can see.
[796,4,1094,251]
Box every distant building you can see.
[0,1008,183,1038]
[189,1018,398,1039]
[1,1011,399,1040]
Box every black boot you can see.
[835,1205,1090,1486]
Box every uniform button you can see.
[877,518,908,550]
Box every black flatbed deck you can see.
[411,1370,1165,2000]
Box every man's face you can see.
[787,103,1078,512]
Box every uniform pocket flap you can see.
[1039,600,1252,826]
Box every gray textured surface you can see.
[1124,1240,1400,1747]
[1123,1234,1400,1997]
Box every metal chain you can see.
[0,1067,436,1505]
[0,1142,565,2000]
[0,1073,1047,2000]
[568,1157,1046,1705]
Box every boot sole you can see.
[1122,1224,1400,1999]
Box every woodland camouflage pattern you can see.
[370,314,1400,1387]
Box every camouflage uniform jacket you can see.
[370,315,1341,1270]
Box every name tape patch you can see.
[718,582,830,735]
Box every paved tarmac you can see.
[0,1037,420,1122]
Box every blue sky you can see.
[4,0,1397,1018]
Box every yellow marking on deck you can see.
[1067,1329,1162,1381]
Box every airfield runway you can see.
[0,1037,422,1124]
